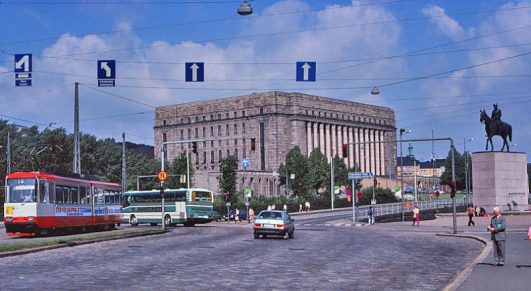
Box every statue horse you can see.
[480,109,512,152]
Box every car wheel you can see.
[130,215,138,226]
[289,230,294,239]
[164,215,172,227]
[254,233,259,239]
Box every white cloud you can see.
[422,5,474,41]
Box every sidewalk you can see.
[333,214,530,291]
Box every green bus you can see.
[121,188,214,227]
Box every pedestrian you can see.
[283,204,288,213]
[412,205,420,227]
[368,206,374,225]
[267,204,272,211]
[248,208,255,224]
[235,208,240,223]
[487,207,506,266]
[475,206,481,217]
[271,204,276,210]
[467,204,476,227]
[299,203,303,212]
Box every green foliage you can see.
[306,148,329,194]
[440,147,466,189]
[217,154,238,202]
[166,153,194,188]
[282,146,311,199]
[359,187,398,205]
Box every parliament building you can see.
[154,91,396,196]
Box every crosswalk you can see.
[297,223,368,228]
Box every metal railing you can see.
[356,199,465,221]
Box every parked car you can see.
[212,211,223,222]
[253,210,294,239]
[222,209,248,222]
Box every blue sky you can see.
[1,0,530,162]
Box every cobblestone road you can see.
[0,219,483,290]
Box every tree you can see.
[280,146,310,199]
[306,148,329,194]
[333,155,351,188]
[360,187,398,205]
[218,154,238,202]
[167,153,194,188]
[440,148,465,189]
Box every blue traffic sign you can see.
[15,54,32,87]
[348,172,374,180]
[185,62,204,82]
[242,158,250,169]
[15,54,32,73]
[296,61,316,82]
[97,60,116,87]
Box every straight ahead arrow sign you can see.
[302,62,311,81]
[296,61,316,82]
[190,63,199,82]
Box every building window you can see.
[242,110,246,117]
[235,148,238,160]
[203,141,206,147]
[187,129,191,139]
[260,107,264,115]
[226,149,230,156]
[312,110,315,116]
[219,150,222,161]
[202,127,206,137]
[234,139,238,146]
[324,112,327,118]
[234,124,238,134]
[218,140,222,147]
[234,112,237,118]
[195,128,198,138]
[242,123,246,134]
[226,113,229,119]
[180,129,184,139]
[218,114,221,120]
[226,124,230,136]
[195,116,199,123]
[318,111,321,117]
[180,118,184,124]
[162,132,167,142]
[203,152,206,164]
[218,125,222,136]
[163,120,166,126]
[203,116,206,121]
[210,140,214,147]
[210,114,213,120]
[342,114,344,120]
[306,110,308,115]
[210,151,214,163]
[188,117,191,123]
[210,126,214,137]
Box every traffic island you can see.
[0,228,168,258]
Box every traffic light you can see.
[342,144,348,158]
[357,191,362,200]
[250,138,256,151]
[373,177,377,187]
[192,141,198,154]
[223,192,229,202]
[450,181,457,198]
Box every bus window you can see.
[195,191,212,202]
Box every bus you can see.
[121,188,214,227]
[3,172,121,236]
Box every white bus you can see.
[121,188,214,227]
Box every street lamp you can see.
[463,137,473,205]
[237,0,253,16]
[399,128,411,222]
[371,87,380,95]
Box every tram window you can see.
[71,187,79,204]
[49,183,56,203]
[39,180,47,203]
[56,186,65,204]
[80,187,86,204]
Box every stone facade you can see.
[154,91,396,196]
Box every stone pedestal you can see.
[471,152,529,211]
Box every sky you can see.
[1,0,530,162]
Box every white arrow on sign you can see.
[301,62,311,81]
[15,55,30,72]
[100,62,112,77]
[190,63,199,82]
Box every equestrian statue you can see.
[480,103,512,152]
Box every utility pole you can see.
[186,150,191,189]
[6,131,11,174]
[122,132,127,193]
[330,157,334,210]
[73,82,81,175]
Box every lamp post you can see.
[399,128,411,222]
[237,0,253,15]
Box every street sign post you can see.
[97,60,116,87]
[241,158,250,169]
[185,62,204,82]
[14,54,32,86]
[296,61,316,81]
[348,172,374,180]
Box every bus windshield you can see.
[7,178,37,203]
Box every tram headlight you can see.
[28,216,34,221]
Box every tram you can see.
[3,172,121,236]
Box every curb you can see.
[0,229,168,258]
[438,233,491,291]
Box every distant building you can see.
[397,156,445,192]
[154,91,396,196]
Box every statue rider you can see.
[491,103,502,133]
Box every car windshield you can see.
[258,212,283,220]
